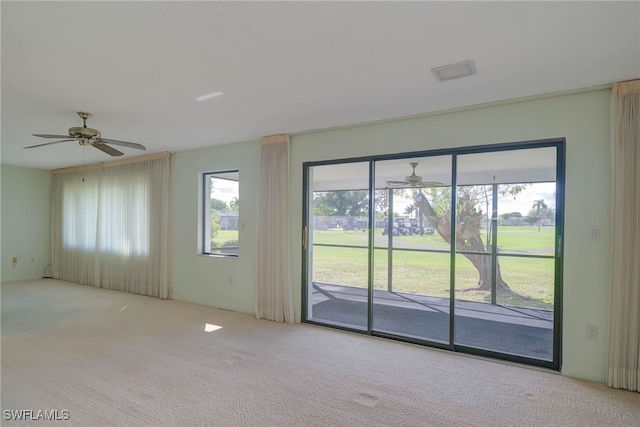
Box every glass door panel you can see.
[310,246,369,330]
[372,156,452,343]
[305,162,369,330]
[454,147,557,361]
[497,182,556,256]
[494,256,555,360]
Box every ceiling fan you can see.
[386,162,443,188]
[25,112,146,157]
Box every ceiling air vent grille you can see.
[431,60,476,82]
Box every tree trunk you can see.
[415,193,510,292]
[463,252,509,291]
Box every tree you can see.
[313,190,369,217]
[210,198,228,211]
[210,210,221,243]
[404,203,417,218]
[545,207,555,221]
[229,197,239,211]
[531,199,548,232]
[500,211,523,226]
[414,185,526,292]
[313,190,369,229]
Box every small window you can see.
[203,170,239,257]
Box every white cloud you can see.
[499,183,556,215]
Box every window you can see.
[62,170,150,256]
[203,170,239,257]
[51,154,171,298]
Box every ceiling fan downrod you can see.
[78,112,92,128]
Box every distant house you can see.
[219,211,239,230]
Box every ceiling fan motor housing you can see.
[68,126,101,139]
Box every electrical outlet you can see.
[586,325,598,341]
[589,226,600,241]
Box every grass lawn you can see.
[313,226,555,251]
[212,230,239,246]
[311,226,555,309]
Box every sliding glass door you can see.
[372,156,452,343]
[305,162,370,331]
[453,147,559,361]
[303,140,564,369]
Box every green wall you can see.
[0,164,52,281]
[171,139,261,314]
[171,88,613,383]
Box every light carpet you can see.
[1,279,639,426]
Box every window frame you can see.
[202,170,240,258]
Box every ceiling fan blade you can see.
[33,133,72,139]
[98,138,146,150]
[24,139,75,149]
[417,181,444,188]
[93,142,124,156]
[385,181,412,189]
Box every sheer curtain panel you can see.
[607,80,640,391]
[51,152,171,299]
[256,135,294,322]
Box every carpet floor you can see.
[2,279,639,426]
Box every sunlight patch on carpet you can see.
[204,323,223,332]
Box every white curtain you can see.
[51,152,171,299]
[256,135,294,322]
[607,80,640,391]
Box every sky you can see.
[497,182,556,215]
[210,176,239,205]
[392,182,556,216]
[498,182,556,216]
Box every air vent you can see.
[431,60,476,82]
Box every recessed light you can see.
[196,91,224,102]
[431,60,476,82]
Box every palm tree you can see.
[404,203,416,218]
[532,199,548,232]
[229,197,239,211]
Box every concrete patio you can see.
[309,282,554,361]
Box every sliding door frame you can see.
[302,138,565,371]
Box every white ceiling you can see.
[2,1,639,171]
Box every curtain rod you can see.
[52,152,170,175]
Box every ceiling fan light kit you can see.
[26,112,146,157]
